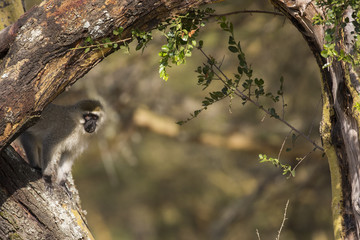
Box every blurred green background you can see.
[26,0,332,239]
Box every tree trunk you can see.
[0,0,218,238]
[269,0,360,239]
[0,146,94,239]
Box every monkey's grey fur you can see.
[19,99,104,190]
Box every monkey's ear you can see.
[93,106,102,112]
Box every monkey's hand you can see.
[32,166,42,173]
[59,180,73,199]
[43,175,54,193]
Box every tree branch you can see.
[198,47,324,152]
[208,9,283,18]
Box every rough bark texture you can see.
[0,146,93,239]
[0,0,218,239]
[269,0,360,239]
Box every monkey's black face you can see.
[83,113,99,133]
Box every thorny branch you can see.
[198,47,324,152]
[276,200,290,240]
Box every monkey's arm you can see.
[41,139,61,186]
[56,151,76,186]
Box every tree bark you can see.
[0,0,218,238]
[269,0,360,239]
[0,146,94,239]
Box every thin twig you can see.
[208,10,284,19]
[198,48,325,152]
[70,37,132,51]
[292,150,313,172]
[236,90,324,151]
[231,83,324,151]
[256,229,261,240]
[281,87,286,120]
[276,200,290,240]
[277,130,293,161]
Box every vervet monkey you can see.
[19,99,104,191]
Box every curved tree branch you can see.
[268,0,360,239]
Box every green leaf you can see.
[176,121,184,125]
[324,33,333,42]
[320,50,329,58]
[136,42,143,51]
[228,35,236,45]
[193,109,202,117]
[238,54,246,66]
[202,100,210,106]
[220,22,227,30]
[185,50,192,57]
[198,40,204,48]
[221,87,228,94]
[182,35,188,42]
[259,154,266,162]
[254,78,264,86]
[268,108,279,119]
[84,47,90,53]
[161,45,169,52]
[228,46,239,53]
[85,36,93,43]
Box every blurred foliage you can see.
[25,0,332,239]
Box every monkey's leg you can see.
[19,132,41,168]
[57,151,75,197]
[41,144,61,191]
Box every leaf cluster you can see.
[79,26,152,55]
[132,29,153,52]
[259,154,296,177]
[313,0,360,66]
[158,8,215,81]
[82,27,127,53]
[178,16,285,124]
[176,14,324,176]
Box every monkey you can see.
[19,99,104,192]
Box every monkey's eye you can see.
[83,113,99,121]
